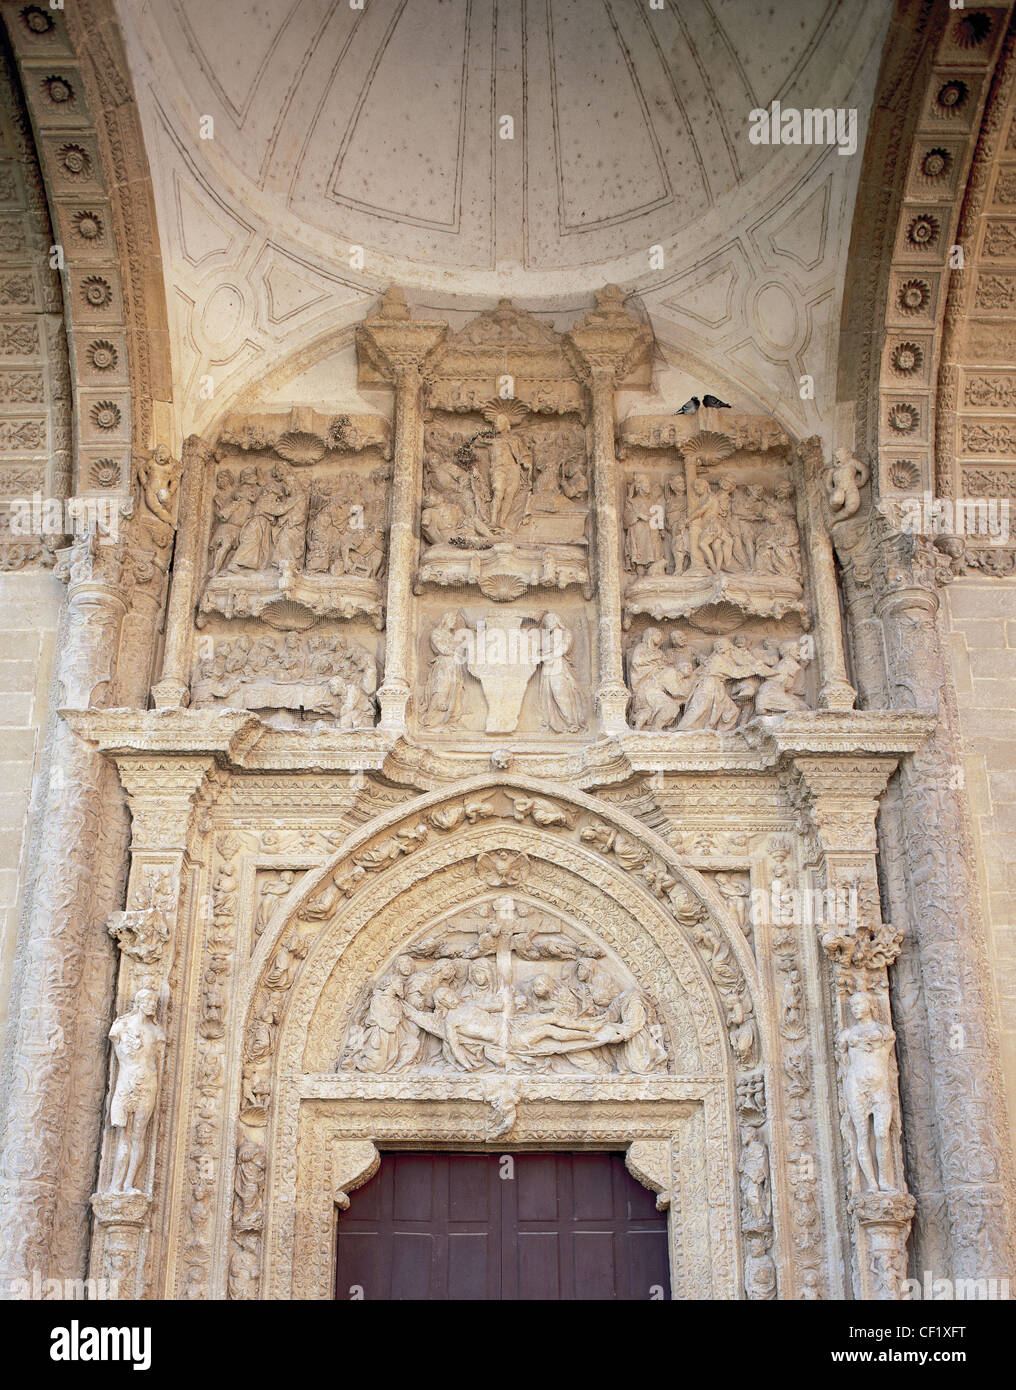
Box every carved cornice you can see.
[60,709,937,782]
[777,753,902,856]
[111,754,219,849]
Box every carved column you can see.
[834,523,889,711]
[871,529,1016,1281]
[0,532,136,1288]
[783,754,916,1298]
[795,438,856,710]
[88,755,218,1299]
[565,289,652,733]
[152,436,213,708]
[356,292,446,731]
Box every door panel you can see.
[334,1151,670,1300]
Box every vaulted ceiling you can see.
[116,0,891,435]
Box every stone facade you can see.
[0,0,1014,1303]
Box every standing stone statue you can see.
[107,988,166,1194]
[838,990,897,1192]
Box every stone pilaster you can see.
[782,753,916,1298]
[152,437,213,709]
[795,438,856,711]
[564,288,652,733]
[87,754,218,1299]
[356,290,446,732]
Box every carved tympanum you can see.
[339,894,668,1076]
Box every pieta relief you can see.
[339,895,668,1076]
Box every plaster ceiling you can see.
[115,0,892,437]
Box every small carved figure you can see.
[471,399,533,532]
[678,638,743,732]
[420,610,469,728]
[664,473,689,574]
[755,639,809,715]
[780,967,805,1039]
[622,474,666,575]
[135,444,181,550]
[537,613,586,733]
[233,1142,266,1233]
[744,1235,777,1300]
[628,628,695,730]
[740,1133,772,1229]
[755,482,801,578]
[256,871,295,937]
[823,447,871,522]
[228,1234,261,1300]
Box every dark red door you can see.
[334,1151,670,1300]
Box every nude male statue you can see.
[108,988,166,1194]
[839,990,897,1191]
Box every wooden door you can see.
[334,1151,670,1300]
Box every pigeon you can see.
[675,397,700,415]
[702,394,730,409]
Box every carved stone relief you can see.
[191,630,377,728]
[618,415,807,632]
[340,894,668,1076]
[199,444,389,630]
[418,607,588,736]
[417,401,590,600]
[626,627,812,732]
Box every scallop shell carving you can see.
[273,431,326,466]
[678,430,735,464]
[260,599,317,631]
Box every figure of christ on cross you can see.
[399,896,629,1071]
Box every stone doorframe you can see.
[268,1081,733,1300]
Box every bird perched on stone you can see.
[675,397,700,414]
[702,394,730,408]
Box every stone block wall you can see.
[944,575,1016,1136]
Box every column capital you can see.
[562,285,653,384]
[112,753,220,852]
[778,753,898,856]
[356,290,447,382]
